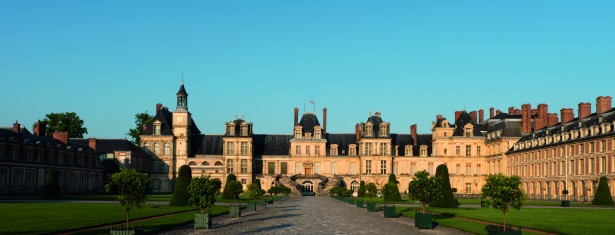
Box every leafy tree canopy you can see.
[245,180,265,199]
[126,111,154,145]
[105,169,151,229]
[481,174,526,230]
[35,112,88,138]
[408,170,443,212]
[188,176,222,214]
[366,182,377,201]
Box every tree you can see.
[268,186,280,196]
[388,174,399,184]
[126,111,154,145]
[188,176,222,214]
[105,169,151,231]
[101,159,122,194]
[227,181,244,200]
[366,182,377,202]
[278,185,291,195]
[36,112,88,138]
[481,174,526,231]
[222,174,238,199]
[383,174,402,202]
[170,165,192,206]
[592,176,614,205]
[408,170,443,213]
[358,181,366,198]
[431,164,458,208]
[245,179,265,199]
[44,168,60,197]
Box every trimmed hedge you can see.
[592,176,614,206]
[170,165,192,206]
[358,181,366,198]
[222,174,238,199]
[431,164,458,208]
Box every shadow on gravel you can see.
[243,224,293,233]
[244,213,301,223]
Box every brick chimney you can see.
[53,131,69,145]
[531,109,538,116]
[469,111,477,124]
[534,118,545,131]
[578,102,591,120]
[596,96,612,115]
[479,109,484,123]
[411,124,417,145]
[547,113,559,127]
[489,107,494,119]
[514,109,521,115]
[294,107,299,127]
[560,108,574,124]
[454,111,462,121]
[156,103,162,114]
[322,107,327,132]
[88,138,97,150]
[355,124,361,142]
[538,103,548,119]
[33,120,46,136]
[375,111,381,117]
[12,121,20,134]
[522,104,532,134]
[508,107,515,114]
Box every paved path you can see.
[156,197,468,235]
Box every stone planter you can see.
[561,200,570,207]
[415,211,433,229]
[383,205,397,218]
[366,202,377,212]
[356,200,364,208]
[257,200,266,208]
[247,202,257,211]
[110,225,143,235]
[486,225,522,235]
[194,213,211,230]
[229,205,241,218]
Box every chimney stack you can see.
[514,109,521,115]
[578,102,591,120]
[596,96,612,115]
[33,120,46,137]
[538,104,548,119]
[508,107,515,114]
[547,113,559,127]
[454,111,462,121]
[156,103,162,114]
[534,118,545,131]
[479,109,484,123]
[496,109,502,115]
[560,108,574,124]
[411,124,417,145]
[323,107,327,132]
[522,104,532,134]
[294,107,299,127]
[12,121,20,134]
[355,124,361,142]
[88,138,97,150]
[53,131,69,145]
[531,109,538,116]
[489,107,495,119]
[469,111,477,124]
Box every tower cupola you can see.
[176,81,188,111]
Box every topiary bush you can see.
[245,179,265,199]
[383,182,402,202]
[44,168,60,198]
[366,182,377,202]
[170,165,192,206]
[431,164,458,208]
[222,174,238,199]
[358,181,366,198]
[592,176,614,205]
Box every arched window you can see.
[189,161,197,166]
[202,161,210,166]
[215,161,223,166]
[350,181,359,192]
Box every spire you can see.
[176,80,188,110]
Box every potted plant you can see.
[408,170,442,229]
[244,179,264,211]
[227,180,243,217]
[481,174,526,235]
[561,189,570,207]
[105,169,150,235]
[365,183,378,212]
[187,175,222,229]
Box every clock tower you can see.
[173,81,191,168]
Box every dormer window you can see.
[330,144,338,156]
[365,124,373,137]
[228,123,236,136]
[305,132,312,139]
[154,121,161,135]
[315,128,322,139]
[294,128,302,139]
[420,145,428,157]
[349,144,357,156]
[379,124,388,137]
[241,123,248,136]
[405,145,413,156]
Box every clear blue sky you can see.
[1,1,614,138]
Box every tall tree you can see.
[222,174,238,199]
[170,165,192,206]
[358,181,366,198]
[36,112,88,138]
[127,111,154,145]
[408,170,443,213]
[431,164,458,208]
[592,176,614,206]
[481,174,526,231]
[105,169,151,231]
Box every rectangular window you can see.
[590,158,595,174]
[466,182,472,194]
[456,164,461,175]
[601,140,607,152]
[580,144,585,154]
[477,164,481,175]
[281,162,288,174]
[379,143,387,156]
[241,142,248,155]
[366,143,373,155]
[306,146,310,156]
[267,162,275,175]
[241,179,246,184]
[411,162,416,174]
[296,146,301,155]
[466,163,471,175]
[561,147,565,157]
[295,163,301,174]
[315,146,320,155]
[589,142,595,153]
[365,160,372,174]
[350,162,355,175]
[226,142,234,156]
[240,159,248,174]
[477,146,481,156]
[466,145,471,157]
[227,159,234,173]
[331,162,337,175]
[349,146,356,156]
[456,146,460,156]
[580,159,585,175]
[380,160,387,174]
[314,163,320,174]
[570,160,574,175]
[601,157,606,174]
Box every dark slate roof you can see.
[190,117,201,135]
[176,83,188,96]
[143,108,174,135]
[452,111,485,137]
[433,117,449,128]
[414,134,433,156]
[190,134,223,156]
[391,134,413,156]
[486,120,523,137]
[366,115,384,137]
[0,127,94,153]
[299,113,321,137]
[326,134,356,156]
[253,134,292,155]
[70,139,148,155]
[491,113,523,120]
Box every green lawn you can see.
[401,206,615,235]
[0,202,212,234]
[457,198,615,207]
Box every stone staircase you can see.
[277,175,302,196]
[320,176,342,196]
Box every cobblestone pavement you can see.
[156,197,468,235]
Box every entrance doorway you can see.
[301,181,315,196]
[305,168,312,175]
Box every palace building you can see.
[139,82,614,201]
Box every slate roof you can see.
[224,119,251,137]
[70,139,148,155]
[391,134,413,156]
[452,111,486,137]
[0,127,94,153]
[298,113,321,137]
[143,109,174,135]
[365,115,385,137]
[176,83,188,96]
[486,120,523,137]
[326,133,356,156]
[190,135,223,156]
[253,134,292,155]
